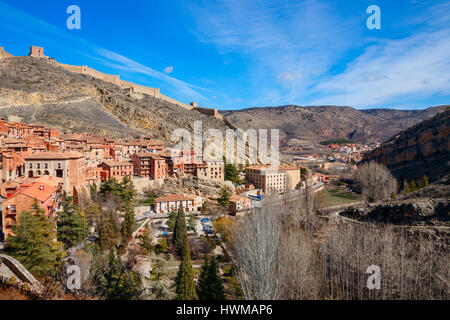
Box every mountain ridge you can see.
[221,104,447,144]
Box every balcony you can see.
[4,210,17,217]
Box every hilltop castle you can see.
[24,46,222,119]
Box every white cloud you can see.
[309,29,450,107]
[163,66,174,74]
[187,0,358,106]
[187,0,450,108]
[277,72,302,83]
[0,1,213,103]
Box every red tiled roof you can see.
[100,161,133,167]
[25,151,85,160]
[20,182,57,202]
[155,193,196,203]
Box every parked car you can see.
[201,217,210,224]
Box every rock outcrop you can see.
[344,176,450,226]
[0,254,44,294]
[363,108,450,182]
[162,176,235,200]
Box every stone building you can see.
[24,151,86,194]
[246,165,286,194]
[2,179,63,240]
[98,161,133,182]
[29,46,45,58]
[196,160,225,181]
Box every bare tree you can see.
[354,161,397,202]
[232,199,284,300]
[231,191,449,300]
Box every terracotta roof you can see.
[100,161,133,167]
[279,164,300,170]
[25,151,85,160]
[20,182,57,202]
[33,175,63,188]
[229,195,247,202]
[133,153,165,160]
[155,193,196,203]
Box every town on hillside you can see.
[0,0,448,304]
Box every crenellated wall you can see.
[23,46,224,118]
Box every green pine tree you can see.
[57,197,87,249]
[121,201,135,247]
[7,209,65,277]
[206,256,225,300]
[225,163,240,183]
[197,256,210,299]
[104,250,142,300]
[174,239,198,300]
[154,238,169,254]
[167,210,178,231]
[217,188,232,208]
[120,176,137,203]
[99,210,120,251]
[198,256,225,300]
[173,207,188,256]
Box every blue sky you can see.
[0,0,449,110]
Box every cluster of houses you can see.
[0,117,348,241]
[0,118,225,240]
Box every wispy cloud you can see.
[163,66,174,74]
[187,0,450,109]
[0,1,211,103]
[310,28,450,108]
[187,0,359,106]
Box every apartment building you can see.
[123,139,164,157]
[229,194,252,215]
[24,151,86,194]
[279,164,301,191]
[246,165,286,194]
[1,152,25,182]
[196,160,225,181]
[98,161,134,182]
[154,193,204,214]
[2,179,63,240]
[131,153,167,180]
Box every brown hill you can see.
[363,108,450,182]
[0,56,232,145]
[221,105,447,145]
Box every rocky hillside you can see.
[221,105,446,144]
[364,108,449,182]
[0,56,232,145]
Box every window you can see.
[57,163,62,169]
[45,163,48,169]
[37,163,40,169]
[29,163,33,169]
[11,205,16,213]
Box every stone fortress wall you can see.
[24,46,222,117]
